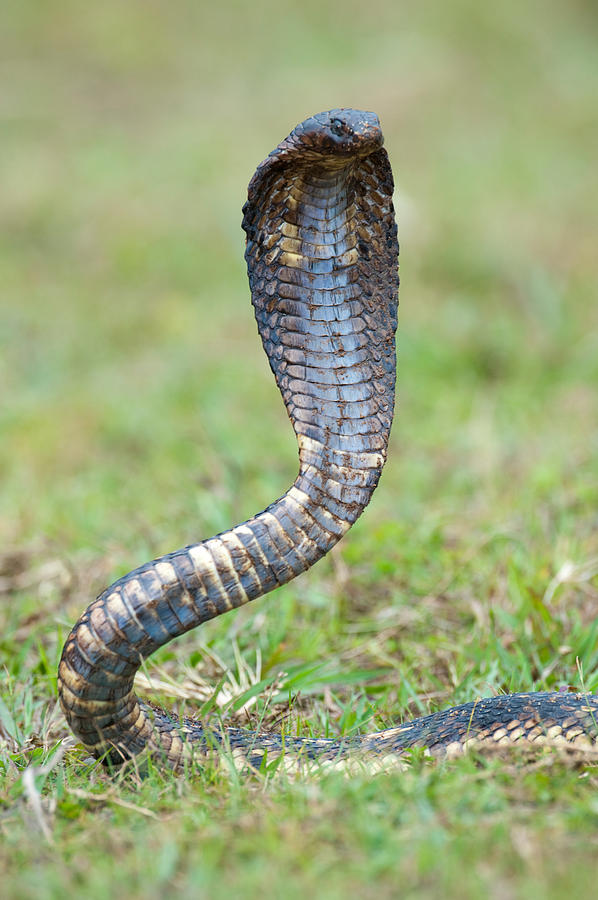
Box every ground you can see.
[1,1,597,897]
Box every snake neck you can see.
[58,131,398,765]
[246,152,398,526]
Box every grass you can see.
[1,0,598,896]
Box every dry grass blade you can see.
[19,746,65,845]
[67,788,159,819]
[544,557,598,605]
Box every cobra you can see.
[58,109,598,770]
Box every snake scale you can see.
[58,109,598,771]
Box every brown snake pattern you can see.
[58,110,598,771]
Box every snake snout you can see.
[299,108,384,158]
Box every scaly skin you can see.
[57,110,597,770]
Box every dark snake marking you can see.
[58,109,598,770]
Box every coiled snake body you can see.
[58,109,598,770]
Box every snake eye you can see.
[329,118,345,137]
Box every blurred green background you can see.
[2,0,596,556]
[1,1,598,897]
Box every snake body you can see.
[58,109,598,769]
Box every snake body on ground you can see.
[57,109,598,770]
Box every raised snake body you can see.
[58,109,598,770]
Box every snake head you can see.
[290,108,384,159]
